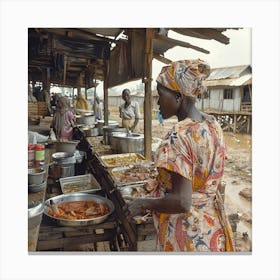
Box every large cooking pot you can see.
[76,114,96,126]
[111,132,144,154]
[103,126,127,145]
[44,193,115,226]
[81,125,99,137]
[96,120,119,136]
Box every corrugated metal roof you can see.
[204,73,252,87]
[207,65,250,80]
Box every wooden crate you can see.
[28,102,38,117]
[28,102,49,117]
[37,102,48,116]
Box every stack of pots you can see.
[50,152,76,181]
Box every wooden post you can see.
[104,60,109,126]
[143,28,154,161]
[247,116,251,134]
[233,114,237,133]
[63,55,67,85]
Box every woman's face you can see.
[157,83,181,119]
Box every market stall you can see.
[28,124,159,252]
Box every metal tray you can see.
[110,162,157,187]
[99,153,147,168]
[59,174,101,194]
[117,183,150,201]
[44,193,115,226]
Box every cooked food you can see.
[62,182,98,193]
[112,165,158,184]
[47,200,110,220]
[102,154,146,167]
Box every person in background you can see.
[157,109,164,126]
[51,96,75,140]
[74,93,91,114]
[93,96,103,120]
[119,89,140,132]
[124,59,235,252]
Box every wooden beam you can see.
[143,28,154,161]
[153,53,172,64]
[155,33,210,54]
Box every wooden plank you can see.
[37,230,114,251]
[155,33,210,54]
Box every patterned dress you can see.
[152,117,235,252]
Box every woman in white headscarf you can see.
[124,59,235,252]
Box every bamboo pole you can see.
[143,28,154,160]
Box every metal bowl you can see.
[52,140,79,154]
[28,180,47,193]
[28,168,46,185]
[28,201,44,228]
[44,193,115,226]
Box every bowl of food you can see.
[44,193,115,226]
[28,168,46,185]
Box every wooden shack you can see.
[200,65,252,133]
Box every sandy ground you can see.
[137,117,252,252]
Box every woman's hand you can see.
[123,199,146,220]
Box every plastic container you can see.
[35,144,45,165]
[28,144,35,167]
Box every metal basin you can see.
[52,140,79,154]
[44,193,115,226]
[75,114,96,126]
[111,133,144,154]
[28,200,44,228]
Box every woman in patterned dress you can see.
[125,59,235,252]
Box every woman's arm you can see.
[125,171,192,219]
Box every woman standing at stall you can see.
[125,59,235,252]
[51,96,75,140]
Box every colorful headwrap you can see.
[156,59,210,99]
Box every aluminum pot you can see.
[103,126,127,145]
[76,114,96,126]
[28,168,46,185]
[96,120,119,136]
[44,193,115,226]
[81,126,99,137]
[111,132,144,154]
[50,152,76,180]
